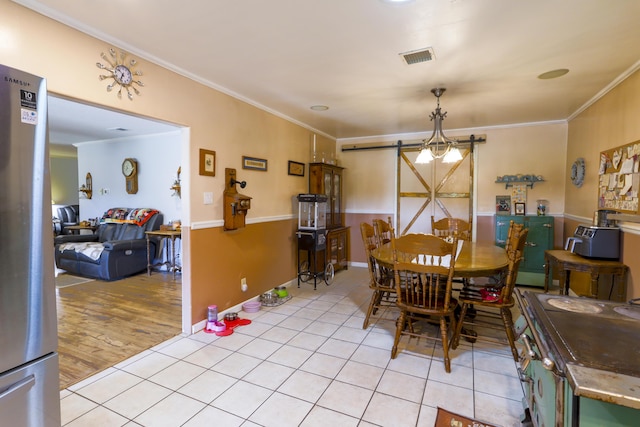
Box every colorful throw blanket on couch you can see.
[101,207,159,226]
[57,242,105,261]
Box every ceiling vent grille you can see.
[400,47,435,65]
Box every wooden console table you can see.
[544,250,628,301]
[145,229,182,278]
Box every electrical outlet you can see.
[241,277,248,292]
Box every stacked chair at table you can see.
[360,220,396,329]
[450,221,528,361]
[390,233,460,373]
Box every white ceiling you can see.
[48,96,179,145]
[17,0,640,143]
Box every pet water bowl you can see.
[242,301,261,313]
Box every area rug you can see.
[55,274,94,288]
[435,407,498,427]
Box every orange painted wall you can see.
[190,219,297,322]
[566,69,640,299]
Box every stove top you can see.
[523,292,640,377]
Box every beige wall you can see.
[1,2,335,327]
[340,123,568,263]
[566,69,640,300]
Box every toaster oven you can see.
[565,225,620,259]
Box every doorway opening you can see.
[49,95,191,388]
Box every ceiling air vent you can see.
[400,47,435,65]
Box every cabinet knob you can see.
[543,223,552,228]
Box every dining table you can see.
[371,240,509,278]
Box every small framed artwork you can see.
[515,202,526,215]
[288,161,305,177]
[242,156,268,171]
[496,195,511,215]
[199,149,216,176]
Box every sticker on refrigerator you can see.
[20,89,37,109]
[21,108,38,125]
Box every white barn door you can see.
[396,141,474,237]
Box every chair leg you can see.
[501,308,519,361]
[451,303,468,350]
[439,316,452,373]
[391,311,405,359]
[362,289,379,329]
[376,290,388,313]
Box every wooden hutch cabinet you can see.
[309,163,349,272]
[309,163,343,227]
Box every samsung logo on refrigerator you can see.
[3,75,31,87]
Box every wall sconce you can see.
[170,166,181,198]
[79,172,92,199]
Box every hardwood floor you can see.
[56,272,182,390]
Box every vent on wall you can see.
[400,47,435,65]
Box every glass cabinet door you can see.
[323,170,333,226]
[333,172,341,226]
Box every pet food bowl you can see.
[261,292,278,304]
[274,286,288,298]
[242,301,261,313]
[224,312,238,321]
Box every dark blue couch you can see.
[54,208,163,281]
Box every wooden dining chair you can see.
[391,233,459,372]
[450,225,529,361]
[360,222,396,329]
[504,220,525,253]
[431,216,471,241]
[373,216,395,247]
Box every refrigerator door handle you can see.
[0,375,35,400]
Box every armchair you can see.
[56,204,79,235]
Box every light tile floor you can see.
[60,267,526,427]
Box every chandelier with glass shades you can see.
[415,88,463,164]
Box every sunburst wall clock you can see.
[96,48,144,100]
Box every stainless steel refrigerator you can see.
[0,65,61,426]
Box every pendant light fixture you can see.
[416,88,462,164]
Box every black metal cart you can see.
[295,194,333,289]
[296,229,334,289]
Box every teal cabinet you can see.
[495,215,554,287]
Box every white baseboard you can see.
[190,278,297,334]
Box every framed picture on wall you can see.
[199,149,216,176]
[287,161,305,177]
[242,156,268,171]
[515,202,526,215]
[496,195,511,215]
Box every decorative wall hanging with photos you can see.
[598,139,640,213]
